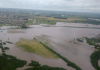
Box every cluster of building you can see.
[0,11,31,26]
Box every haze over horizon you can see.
[0,0,100,13]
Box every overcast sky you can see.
[0,0,100,13]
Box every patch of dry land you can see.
[16,38,58,58]
[36,16,86,22]
[8,30,25,33]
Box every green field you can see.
[0,24,12,26]
[26,19,34,25]
[35,16,86,25]
[0,24,2,26]
[16,38,58,58]
[37,16,86,21]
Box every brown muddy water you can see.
[0,23,100,70]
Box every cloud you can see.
[0,3,2,6]
[0,0,100,13]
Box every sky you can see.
[0,0,100,13]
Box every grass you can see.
[0,24,12,26]
[26,19,34,25]
[16,38,58,58]
[0,24,2,26]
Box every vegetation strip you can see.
[36,40,82,70]
[85,37,100,49]
[25,60,66,70]
[85,36,100,70]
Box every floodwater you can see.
[0,23,100,70]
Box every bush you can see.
[25,65,66,70]
[90,51,100,70]
[28,60,41,67]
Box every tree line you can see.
[54,17,67,19]
[25,61,66,70]
[39,42,82,70]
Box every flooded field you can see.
[56,22,100,28]
[0,23,100,70]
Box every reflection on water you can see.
[0,23,100,70]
